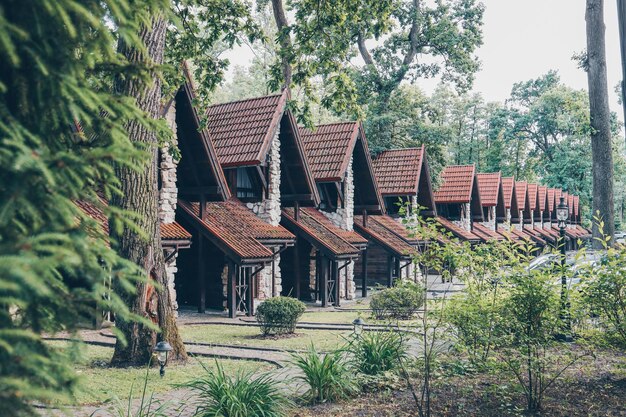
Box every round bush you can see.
[370,280,424,320]
[256,296,306,336]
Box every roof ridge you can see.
[207,91,284,109]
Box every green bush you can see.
[349,330,407,375]
[256,296,306,336]
[290,346,358,404]
[370,280,424,320]
[184,361,291,417]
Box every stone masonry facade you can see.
[319,156,356,300]
[482,206,496,231]
[159,103,180,313]
[453,203,472,232]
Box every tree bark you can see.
[271,0,292,88]
[618,0,626,142]
[586,0,615,247]
[111,15,187,366]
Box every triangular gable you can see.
[301,122,384,214]
[573,196,580,223]
[372,146,436,216]
[434,165,476,204]
[537,186,548,221]
[547,188,556,214]
[515,181,530,222]
[470,174,484,222]
[477,172,506,222]
[175,64,230,201]
[206,90,319,206]
[527,184,539,213]
[502,177,520,223]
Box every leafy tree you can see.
[0,0,164,413]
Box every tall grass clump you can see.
[290,346,357,404]
[350,330,408,375]
[184,361,291,417]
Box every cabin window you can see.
[437,203,461,220]
[317,183,339,212]
[385,196,410,216]
[236,167,261,200]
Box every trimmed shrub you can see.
[184,361,291,417]
[256,296,306,336]
[370,280,424,320]
[349,330,408,376]
[290,346,358,404]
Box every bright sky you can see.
[225,0,624,114]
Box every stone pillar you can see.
[159,103,180,314]
[453,203,471,231]
[320,156,355,299]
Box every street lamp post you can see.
[556,197,572,341]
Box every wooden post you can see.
[197,237,206,313]
[227,260,237,318]
[395,257,401,281]
[320,256,328,307]
[294,243,301,299]
[332,260,340,306]
[246,268,254,317]
[361,249,368,298]
[387,255,394,288]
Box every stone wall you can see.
[248,128,281,227]
[453,203,471,231]
[319,157,356,300]
[499,208,512,231]
[159,103,180,314]
[482,206,496,231]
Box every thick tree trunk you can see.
[111,15,187,366]
[618,0,626,141]
[271,0,292,88]
[586,0,615,248]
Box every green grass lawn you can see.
[180,324,351,351]
[47,341,272,405]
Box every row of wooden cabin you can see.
[109,69,590,318]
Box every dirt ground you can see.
[294,348,626,417]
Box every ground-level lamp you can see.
[352,317,365,337]
[154,341,172,378]
[556,197,572,342]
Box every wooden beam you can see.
[320,256,328,308]
[255,165,268,191]
[178,186,222,195]
[246,267,254,317]
[387,255,394,288]
[282,193,314,202]
[197,237,205,313]
[361,249,368,298]
[355,205,381,212]
[295,243,301,300]
[332,260,340,307]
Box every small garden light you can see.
[352,317,365,336]
[154,341,172,378]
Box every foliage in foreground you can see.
[370,280,424,320]
[0,0,168,414]
[256,296,306,336]
[290,346,357,404]
[349,330,408,376]
[184,360,291,417]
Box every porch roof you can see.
[434,216,481,243]
[354,215,417,259]
[472,223,505,241]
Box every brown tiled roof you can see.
[372,146,424,195]
[573,196,580,217]
[547,188,556,212]
[568,194,575,216]
[354,215,417,258]
[510,228,535,243]
[434,165,476,204]
[527,183,538,211]
[434,216,481,242]
[300,122,359,181]
[522,225,547,245]
[178,199,279,261]
[206,92,287,167]
[75,199,109,237]
[574,225,590,237]
[476,172,501,207]
[472,223,505,241]
[496,228,520,241]
[538,186,548,211]
[371,215,420,244]
[502,177,515,209]
[295,207,367,248]
[161,222,192,241]
[530,226,556,244]
[515,181,527,210]
[282,207,360,257]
